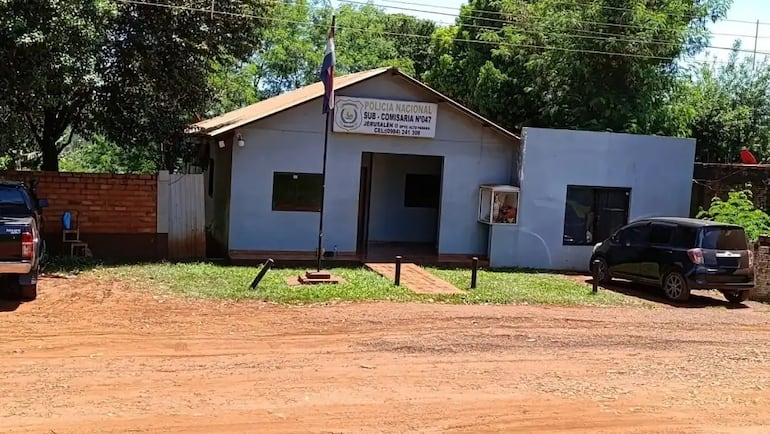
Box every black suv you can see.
[590,217,755,303]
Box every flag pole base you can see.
[296,269,342,285]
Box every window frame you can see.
[563,185,631,246]
[271,172,323,213]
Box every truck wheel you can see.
[19,284,37,301]
[723,290,749,304]
[662,271,690,302]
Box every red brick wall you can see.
[0,171,163,259]
[0,171,157,234]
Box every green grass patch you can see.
[427,268,641,306]
[87,262,415,304]
[59,260,641,306]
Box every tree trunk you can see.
[30,107,70,172]
[161,142,175,172]
[40,135,59,171]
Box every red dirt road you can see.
[3,277,770,433]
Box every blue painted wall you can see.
[368,153,442,243]
[224,72,519,255]
[488,127,696,271]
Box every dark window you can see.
[618,223,649,246]
[0,188,27,205]
[272,172,323,212]
[649,223,675,245]
[0,187,32,215]
[563,186,630,245]
[699,227,748,250]
[208,158,215,198]
[404,173,440,208]
[671,226,697,249]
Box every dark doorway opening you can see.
[356,152,443,261]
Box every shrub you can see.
[696,190,770,242]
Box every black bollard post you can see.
[394,255,402,286]
[591,259,601,293]
[250,258,275,289]
[470,257,479,289]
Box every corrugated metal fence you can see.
[160,173,206,259]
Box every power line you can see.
[346,1,770,56]
[111,0,672,60]
[424,14,770,51]
[374,0,770,27]
[112,0,762,65]
[341,0,770,41]
[338,0,770,56]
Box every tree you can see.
[207,0,437,111]
[672,44,770,163]
[59,134,156,174]
[697,190,770,242]
[424,0,731,134]
[0,0,272,171]
[202,61,262,118]
[383,13,437,78]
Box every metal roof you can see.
[187,67,521,142]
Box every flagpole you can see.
[316,109,331,272]
[316,15,335,272]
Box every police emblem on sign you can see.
[335,99,363,131]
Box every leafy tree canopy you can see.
[208,1,437,115]
[0,0,272,171]
[424,0,731,134]
[697,189,770,242]
[672,44,770,163]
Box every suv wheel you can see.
[592,257,611,284]
[722,290,750,304]
[662,271,690,302]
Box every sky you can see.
[334,0,770,66]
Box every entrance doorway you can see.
[356,152,443,261]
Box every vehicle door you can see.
[641,222,677,280]
[608,222,650,277]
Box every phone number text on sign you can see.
[333,97,438,138]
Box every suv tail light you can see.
[748,249,754,268]
[21,232,33,259]
[687,248,704,265]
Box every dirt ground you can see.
[3,277,770,433]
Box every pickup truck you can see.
[0,180,47,301]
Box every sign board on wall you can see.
[333,97,438,138]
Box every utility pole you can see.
[754,19,759,69]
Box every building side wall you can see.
[489,127,696,270]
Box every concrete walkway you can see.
[366,263,463,295]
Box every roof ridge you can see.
[187,66,520,142]
[187,67,393,135]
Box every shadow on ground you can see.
[583,277,749,309]
[0,299,21,312]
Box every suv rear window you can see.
[0,187,26,205]
[699,227,748,250]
